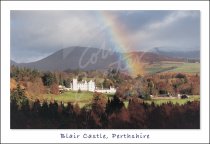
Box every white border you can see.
[1,1,209,143]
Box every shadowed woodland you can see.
[11,94,200,129]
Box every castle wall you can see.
[70,78,116,94]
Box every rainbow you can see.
[98,11,144,77]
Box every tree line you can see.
[11,93,200,129]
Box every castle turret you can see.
[88,80,95,92]
[72,78,78,91]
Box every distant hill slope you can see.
[12,46,184,72]
[10,60,17,66]
[153,48,200,59]
[16,46,119,71]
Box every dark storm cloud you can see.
[10,10,200,63]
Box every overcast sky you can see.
[11,10,200,63]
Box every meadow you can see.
[145,61,200,74]
[123,95,200,108]
[145,95,200,105]
[42,90,200,108]
[42,91,114,107]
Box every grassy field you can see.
[145,95,200,105]
[123,95,200,108]
[42,91,94,107]
[167,63,200,73]
[42,91,114,108]
[42,91,199,108]
[145,61,200,74]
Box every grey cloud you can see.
[129,11,200,51]
[11,10,200,62]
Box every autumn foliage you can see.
[10,95,200,129]
[10,66,200,129]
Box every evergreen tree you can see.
[11,83,27,106]
[105,95,124,115]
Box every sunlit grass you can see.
[42,91,114,108]
[42,91,199,108]
[145,62,200,74]
[145,95,200,105]
[123,95,200,107]
[167,63,200,73]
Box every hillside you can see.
[11,46,184,72]
[153,48,200,59]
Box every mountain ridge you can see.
[152,47,200,59]
[11,46,195,72]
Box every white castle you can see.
[59,78,116,94]
[71,78,95,92]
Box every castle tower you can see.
[88,80,95,92]
[84,80,88,91]
[72,78,78,91]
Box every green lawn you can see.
[167,63,200,73]
[123,95,200,107]
[42,91,93,107]
[145,62,200,74]
[42,91,114,108]
[42,90,199,108]
[145,95,200,105]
